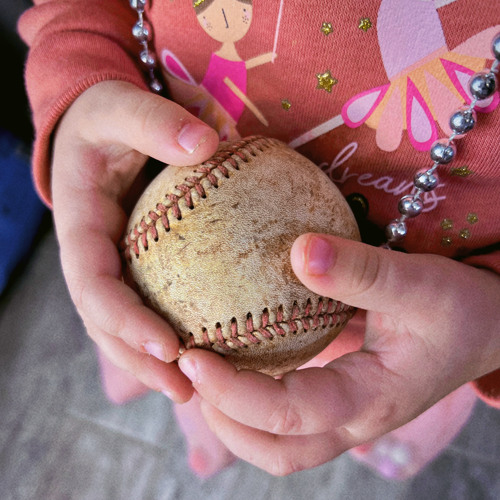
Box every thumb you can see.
[75,81,220,166]
[290,233,437,316]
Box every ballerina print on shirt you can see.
[161,0,275,140]
[341,0,499,152]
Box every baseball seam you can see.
[185,298,356,351]
[122,135,276,260]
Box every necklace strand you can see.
[130,0,163,94]
[384,33,500,249]
[127,2,499,248]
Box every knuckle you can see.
[133,98,163,139]
[267,452,302,477]
[135,353,160,384]
[133,95,181,144]
[73,277,127,340]
[370,398,399,429]
[348,246,383,298]
[211,383,235,411]
[267,400,304,435]
[101,309,127,340]
[84,321,100,344]
[68,277,86,314]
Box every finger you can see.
[200,402,353,476]
[178,348,426,440]
[290,233,454,317]
[71,81,219,166]
[291,234,500,379]
[86,320,193,403]
[55,203,182,360]
[52,162,184,364]
[80,271,182,362]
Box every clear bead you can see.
[430,138,456,164]
[140,50,156,67]
[132,21,151,42]
[130,0,146,12]
[150,78,163,93]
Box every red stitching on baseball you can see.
[262,308,270,327]
[189,298,356,351]
[122,136,275,260]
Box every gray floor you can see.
[1,223,499,500]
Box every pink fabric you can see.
[406,77,438,151]
[201,54,247,122]
[377,0,446,78]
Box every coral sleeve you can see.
[17,0,149,206]
[463,250,500,409]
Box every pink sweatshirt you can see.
[18,0,500,407]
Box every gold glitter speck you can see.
[467,213,478,224]
[459,229,471,239]
[359,18,373,32]
[281,99,291,110]
[451,165,473,177]
[441,236,453,247]
[441,219,453,230]
[316,71,338,92]
[321,22,333,35]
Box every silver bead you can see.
[469,71,497,100]
[132,21,151,42]
[150,78,163,93]
[385,220,407,242]
[398,195,423,218]
[430,138,456,164]
[449,106,476,136]
[493,32,500,60]
[130,0,146,12]
[414,170,439,192]
[140,50,156,67]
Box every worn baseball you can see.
[122,136,360,376]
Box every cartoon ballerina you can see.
[341,0,499,152]
[161,0,277,140]
[290,0,498,151]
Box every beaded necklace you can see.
[128,0,499,249]
[129,0,163,94]
[383,38,499,248]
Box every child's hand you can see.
[51,80,219,403]
[178,234,500,474]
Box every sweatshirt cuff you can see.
[22,26,149,206]
[30,71,148,207]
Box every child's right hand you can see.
[51,80,219,402]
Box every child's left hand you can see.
[178,233,500,475]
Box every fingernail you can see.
[305,236,334,275]
[177,123,209,154]
[179,356,198,383]
[143,341,166,362]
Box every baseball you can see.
[122,136,360,376]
